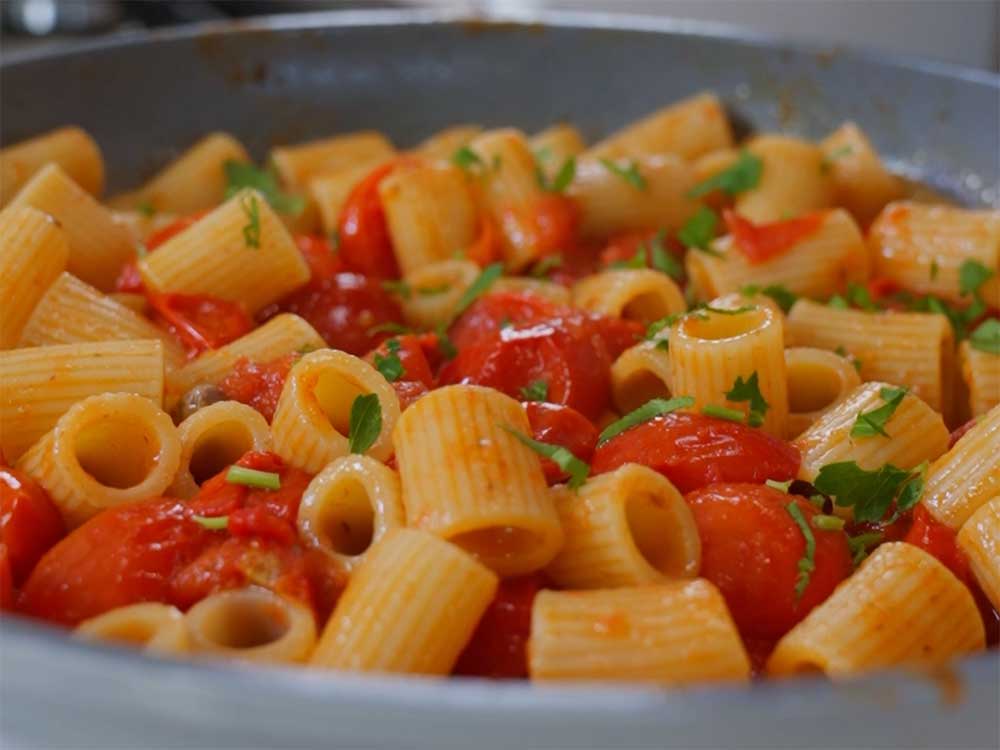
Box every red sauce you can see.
[219,354,298,422]
[724,209,826,264]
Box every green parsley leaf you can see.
[224,161,304,215]
[688,151,763,198]
[347,393,382,454]
[850,386,908,439]
[534,146,553,163]
[519,380,549,402]
[503,426,590,489]
[226,465,281,490]
[701,404,746,423]
[609,247,647,270]
[725,372,769,426]
[785,502,816,599]
[847,531,883,567]
[643,313,684,345]
[969,318,1000,354]
[599,158,647,190]
[741,283,798,313]
[828,295,848,309]
[453,262,504,318]
[434,323,458,360]
[537,156,576,194]
[373,339,405,383]
[834,345,863,372]
[136,200,156,218]
[677,206,720,254]
[529,254,563,278]
[452,146,486,174]
[381,279,412,300]
[958,259,994,297]
[813,460,919,523]
[846,282,877,311]
[240,193,261,249]
[647,230,684,281]
[597,396,695,445]
[191,514,229,530]
[367,322,411,336]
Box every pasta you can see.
[4,95,996,688]
[767,543,984,678]
[0,205,69,349]
[529,582,750,684]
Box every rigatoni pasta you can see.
[572,269,686,325]
[783,347,861,438]
[0,126,104,205]
[956,496,1000,610]
[820,122,903,226]
[959,339,1000,417]
[271,131,395,188]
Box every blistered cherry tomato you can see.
[219,354,298,422]
[295,234,344,286]
[454,574,542,679]
[723,209,825,264]
[365,335,435,388]
[524,402,598,484]
[147,292,253,356]
[269,272,404,355]
[337,161,402,278]
[18,498,215,626]
[903,504,971,584]
[686,483,852,640]
[591,412,800,493]
[499,194,579,261]
[0,467,64,585]
[464,216,503,267]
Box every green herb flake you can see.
[191,514,229,530]
[453,262,504,317]
[452,146,486,174]
[785,502,816,599]
[701,404,746,423]
[434,323,458,360]
[846,282,878,311]
[688,151,763,198]
[417,284,451,297]
[136,200,156,218]
[958,259,994,297]
[381,279,412,300]
[813,460,924,523]
[812,514,845,531]
[529,254,563,278]
[819,145,854,175]
[373,339,405,383]
[347,393,382,454]
[765,479,793,493]
[725,372,769,426]
[226,465,281,490]
[847,531,883,567]
[677,206,720,255]
[647,230,685,281]
[597,396,695,445]
[503,426,590,489]
[224,161,305,216]
[828,295,848,309]
[599,158,647,190]
[537,156,577,194]
[705,304,755,316]
[367,322,411,336]
[969,318,1000,355]
[519,380,549,402]
[240,193,262,249]
[929,260,940,281]
[850,386,908,439]
[743,283,798,313]
[330,229,341,251]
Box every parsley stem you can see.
[812,514,845,531]
[226,465,281,490]
[701,404,745,422]
[191,514,229,530]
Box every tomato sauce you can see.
[724,209,825,264]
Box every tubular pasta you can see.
[956,496,1000,610]
[0,126,104,205]
[571,269,686,325]
[783,347,861,439]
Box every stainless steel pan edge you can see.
[0,9,998,748]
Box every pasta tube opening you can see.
[682,307,768,341]
[74,417,159,489]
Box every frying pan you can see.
[0,9,997,749]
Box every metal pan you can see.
[1,9,997,749]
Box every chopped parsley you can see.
[224,161,305,215]
[813,460,925,523]
[529,254,563,278]
[741,283,798,313]
[347,393,382,454]
[850,386,908,439]
[643,313,683,349]
[677,207,720,255]
[536,156,576,194]
[846,282,878,311]
[452,146,486,174]
[766,478,793,493]
[647,230,685,281]
[330,229,341,251]
[610,247,647,270]
[503,426,590,489]
[828,295,848,309]
[597,396,695,445]
[819,145,854,174]
[785,502,816,599]
[453,262,504,318]
[373,339,405,383]
[240,193,261,249]
[519,380,549,402]
[701,404,746,423]
[416,284,451,297]
[226,465,281,490]
[381,279,412,300]
[599,158,647,190]
[812,514,845,531]
[191,514,229,530]
[705,304,755,316]
[725,372,769,427]
[958,259,994,297]
[847,531,883,567]
[367,321,411,336]
[688,151,763,198]
[136,200,156,218]
[434,323,458,360]
[969,318,1000,354]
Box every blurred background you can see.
[1,0,998,71]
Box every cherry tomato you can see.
[592,412,801,493]
[147,292,253,356]
[686,483,852,640]
[524,402,598,484]
[365,335,435,389]
[500,194,579,260]
[0,467,64,585]
[448,292,559,350]
[866,276,902,302]
[296,234,344,286]
[903,504,971,583]
[18,497,215,626]
[337,161,402,278]
[598,228,686,271]
[723,209,825,264]
[0,544,13,611]
[454,574,542,679]
[219,354,298,422]
[269,271,404,355]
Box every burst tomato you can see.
[591,411,800,493]
[0,467,65,585]
[147,292,253,356]
[219,354,298,422]
[295,234,344,285]
[365,335,435,388]
[903,504,971,584]
[337,161,402,278]
[723,209,825,264]
[524,402,598,484]
[686,483,852,640]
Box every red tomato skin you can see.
[296,234,344,285]
[592,412,801,493]
[188,451,311,525]
[598,229,686,270]
[686,483,852,640]
[454,574,542,679]
[0,467,65,585]
[903,504,971,584]
[365,335,435,388]
[723,210,826,264]
[464,216,503,268]
[18,498,215,626]
[219,354,297,422]
[524,402,599,484]
[147,292,253,356]
[337,162,401,279]
[0,544,13,611]
[448,292,558,351]
[269,272,404,355]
